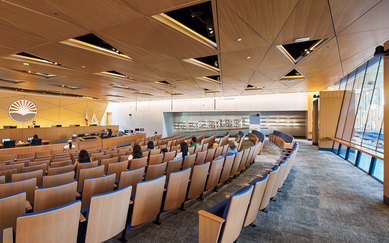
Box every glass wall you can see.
[330,55,384,182]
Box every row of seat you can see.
[0,132,262,242]
[198,134,299,243]
[269,130,294,149]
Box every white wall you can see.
[104,92,308,136]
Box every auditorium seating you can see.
[269,130,294,149]
[34,181,77,212]
[0,132,275,242]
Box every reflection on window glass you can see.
[347,148,357,164]
[361,58,383,149]
[342,63,367,141]
[377,125,384,153]
[332,142,339,154]
[350,57,380,145]
[372,159,383,182]
[358,153,372,172]
[335,73,355,138]
[339,144,347,158]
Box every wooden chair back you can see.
[81,173,115,212]
[195,151,207,165]
[0,163,24,173]
[12,169,44,187]
[188,146,195,155]
[187,162,210,200]
[107,161,129,182]
[166,159,182,177]
[101,157,119,171]
[34,181,77,212]
[76,161,99,178]
[205,148,216,162]
[201,143,208,152]
[42,171,75,188]
[50,160,72,168]
[0,168,17,182]
[230,151,243,177]
[0,192,26,240]
[119,155,129,162]
[146,162,167,180]
[35,150,51,158]
[149,154,163,165]
[129,157,147,170]
[51,149,65,155]
[244,175,269,227]
[130,175,166,227]
[163,151,176,162]
[0,154,17,161]
[238,148,251,172]
[259,166,280,210]
[182,154,196,170]
[18,152,35,159]
[15,200,81,243]
[141,151,149,158]
[47,164,73,175]
[219,154,235,184]
[29,160,50,168]
[149,149,161,156]
[85,186,132,243]
[245,146,256,167]
[271,161,288,198]
[78,165,105,192]
[163,168,191,211]
[0,178,36,202]
[214,146,223,159]
[118,167,145,190]
[22,164,47,174]
[0,175,4,183]
[205,158,224,191]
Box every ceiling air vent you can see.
[166,91,184,95]
[8,68,57,78]
[183,55,219,72]
[111,84,138,91]
[0,78,24,84]
[245,84,263,90]
[135,91,153,96]
[155,80,174,87]
[280,69,305,81]
[202,88,219,93]
[277,38,327,64]
[198,75,221,84]
[97,70,134,80]
[7,52,71,69]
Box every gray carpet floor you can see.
[108,139,389,242]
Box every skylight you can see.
[277,38,327,64]
[280,69,305,80]
[245,84,263,90]
[183,55,220,72]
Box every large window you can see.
[330,55,383,183]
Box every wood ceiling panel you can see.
[96,18,178,64]
[132,0,207,15]
[297,38,343,90]
[256,46,294,81]
[223,0,299,43]
[0,20,47,51]
[0,45,16,57]
[0,1,88,42]
[146,17,217,59]
[248,71,273,88]
[45,0,143,30]
[329,0,381,33]
[181,61,219,77]
[146,60,191,81]
[274,0,334,45]
[220,56,256,83]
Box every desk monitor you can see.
[135,128,140,131]
[72,134,77,138]
[2,138,10,143]
[78,134,84,137]
[92,132,97,136]
[130,130,134,133]
[27,137,33,142]
[85,133,89,136]
[33,125,40,128]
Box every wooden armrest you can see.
[243,183,250,187]
[79,213,86,222]
[130,200,133,204]
[35,186,39,189]
[114,184,118,188]
[225,195,231,199]
[256,175,264,178]
[280,155,287,158]
[198,210,225,243]
[76,192,81,197]
[25,201,32,211]
[265,169,272,171]
[3,227,13,243]
[272,164,278,166]
[276,159,283,162]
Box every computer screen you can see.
[27,137,33,141]
[135,128,140,131]
[2,138,10,143]
[85,133,89,136]
[72,134,77,138]
[92,132,97,136]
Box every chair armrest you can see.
[3,227,13,243]
[76,192,81,198]
[79,213,86,222]
[280,155,287,158]
[265,169,272,171]
[25,201,32,211]
[198,210,225,243]
[243,183,250,187]
[225,195,231,199]
[256,175,264,178]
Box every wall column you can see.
[383,40,389,204]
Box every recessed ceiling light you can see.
[295,37,310,43]
[81,66,86,68]
[23,63,29,66]
[236,38,242,42]
[246,56,251,59]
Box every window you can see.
[347,148,357,164]
[339,144,347,158]
[357,153,372,173]
[372,159,383,182]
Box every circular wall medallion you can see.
[8,99,38,123]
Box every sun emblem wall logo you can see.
[8,100,38,123]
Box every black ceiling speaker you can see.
[374,45,389,56]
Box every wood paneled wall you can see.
[318,91,344,149]
[0,91,108,129]
[383,40,389,204]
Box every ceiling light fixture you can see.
[236,38,242,42]
[23,63,29,66]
